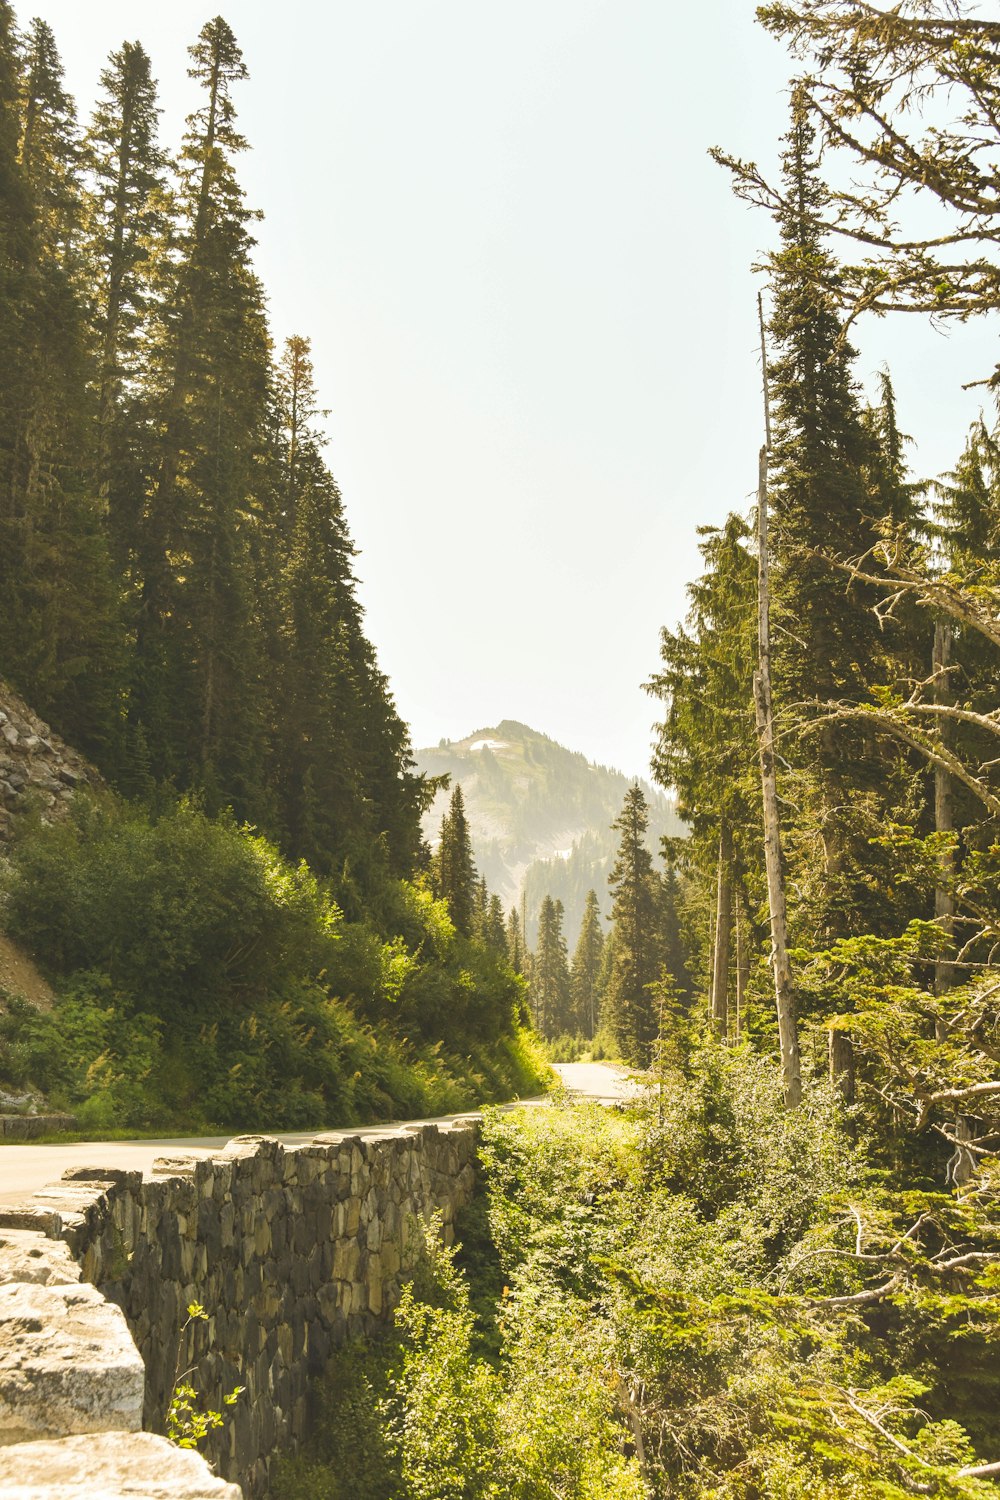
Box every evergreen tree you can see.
[436,785,477,937]
[531,895,571,1038]
[765,92,917,944]
[767,92,880,709]
[648,515,759,1028]
[19,18,79,261]
[506,906,526,975]
[604,786,661,1066]
[136,16,270,811]
[484,893,508,957]
[570,890,604,1039]
[0,12,121,757]
[83,39,169,516]
[659,862,691,1007]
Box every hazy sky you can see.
[28,1,997,777]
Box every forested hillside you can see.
[0,6,421,887]
[0,6,546,1130]
[416,722,681,943]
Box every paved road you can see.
[552,1061,646,1102]
[0,1063,640,1206]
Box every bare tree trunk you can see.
[947,1117,975,1189]
[755,297,802,1108]
[711,824,732,1040]
[934,620,955,999]
[735,896,749,1041]
[829,1028,856,1103]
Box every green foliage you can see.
[3,795,336,1017]
[434,785,478,938]
[477,1057,1000,1498]
[530,895,571,1039]
[275,1219,644,1500]
[167,1302,244,1452]
[0,794,547,1130]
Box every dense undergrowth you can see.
[0,794,548,1132]
[275,1047,1000,1500]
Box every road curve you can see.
[0,1063,641,1206]
[551,1061,646,1101]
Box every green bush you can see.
[3,795,337,1016]
[0,793,549,1132]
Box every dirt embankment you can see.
[0,933,54,1012]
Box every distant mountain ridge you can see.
[414,722,684,946]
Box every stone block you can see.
[0,1431,242,1498]
[0,1209,61,1239]
[0,1282,143,1444]
[0,1231,81,1287]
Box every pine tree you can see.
[484,893,507,956]
[766,91,914,945]
[659,863,691,1007]
[570,890,604,1039]
[531,895,571,1038]
[0,12,122,757]
[604,786,662,1066]
[83,39,169,515]
[506,906,526,974]
[768,92,880,709]
[19,18,80,262]
[648,515,758,1031]
[436,785,477,937]
[136,16,270,810]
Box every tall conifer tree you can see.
[84,40,169,516]
[436,786,477,937]
[137,17,270,810]
[604,786,662,1066]
[532,895,571,1038]
[570,890,605,1039]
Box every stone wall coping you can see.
[0,1431,242,1498]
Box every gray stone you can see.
[0,1430,242,1497]
[0,1231,81,1286]
[0,1282,144,1444]
[3,1119,480,1494]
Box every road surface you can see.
[0,1063,643,1206]
[551,1061,646,1102]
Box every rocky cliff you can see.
[0,679,102,844]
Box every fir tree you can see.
[137,16,270,811]
[484,893,507,957]
[83,39,169,514]
[436,785,477,937]
[531,895,571,1038]
[0,12,121,757]
[767,92,880,709]
[570,890,605,1039]
[506,906,526,975]
[604,786,661,1066]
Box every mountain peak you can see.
[415,723,683,943]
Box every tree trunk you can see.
[710,824,732,1040]
[933,620,955,998]
[755,429,801,1107]
[828,1027,855,1103]
[735,896,749,1041]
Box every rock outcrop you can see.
[0,679,102,845]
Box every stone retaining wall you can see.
[0,1114,76,1140]
[0,1119,479,1496]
